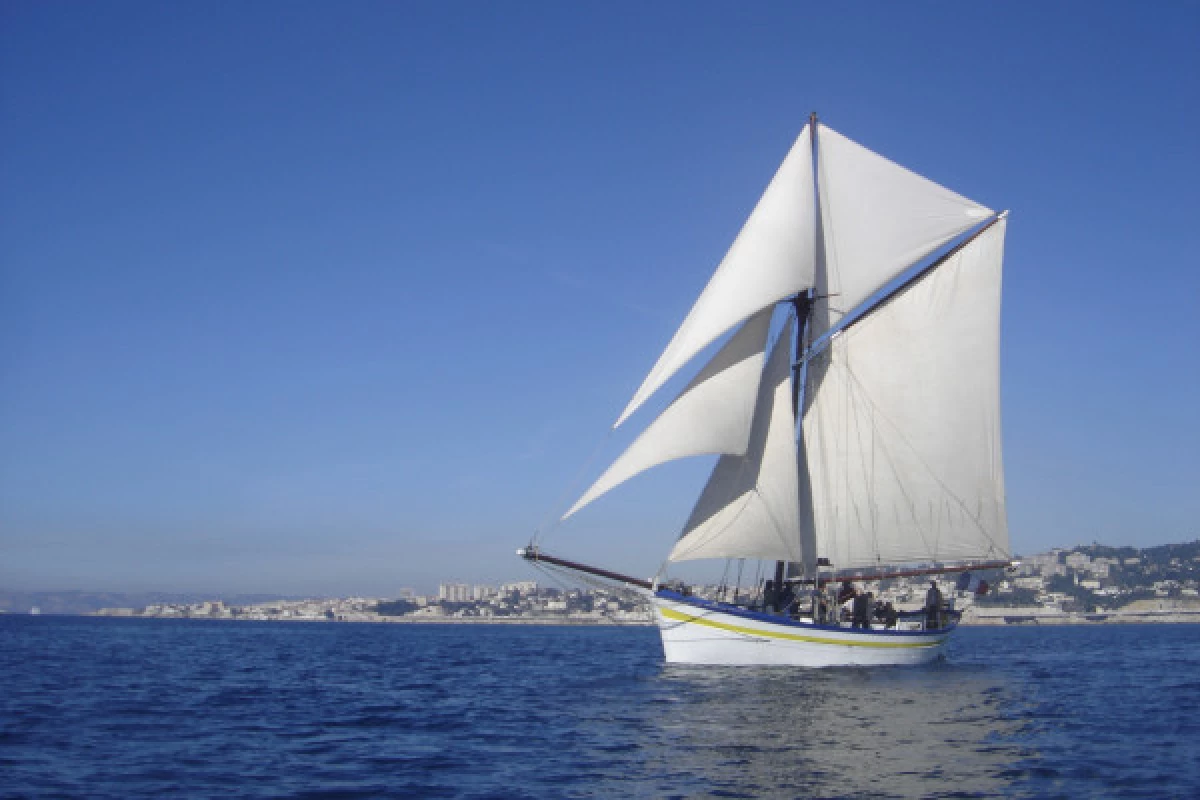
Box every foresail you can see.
[615,126,816,428]
[814,124,991,339]
[669,317,802,563]
[562,309,773,521]
[801,219,1009,571]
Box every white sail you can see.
[615,126,816,428]
[669,317,802,563]
[562,309,774,520]
[801,219,1009,571]
[814,124,991,338]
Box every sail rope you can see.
[529,425,618,549]
[533,556,772,643]
[526,559,652,627]
[715,559,734,601]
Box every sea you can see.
[1,617,1197,799]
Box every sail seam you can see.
[841,361,1008,559]
[847,363,939,562]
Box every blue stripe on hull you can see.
[655,589,957,637]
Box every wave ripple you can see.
[1,618,1197,798]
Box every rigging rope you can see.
[527,560,651,627]
[530,425,617,549]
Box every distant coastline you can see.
[7,539,1198,626]
[78,602,1200,626]
[7,605,1200,627]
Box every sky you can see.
[2,2,1198,597]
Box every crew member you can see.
[925,580,944,630]
[837,580,856,605]
[776,582,795,615]
[852,591,871,629]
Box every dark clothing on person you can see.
[851,593,871,629]
[776,584,795,614]
[762,580,777,612]
[925,584,944,630]
[883,602,898,629]
[837,581,856,605]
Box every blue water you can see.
[1,618,1197,798]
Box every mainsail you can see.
[801,219,1009,570]
[614,125,817,427]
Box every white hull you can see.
[653,595,950,667]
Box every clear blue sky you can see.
[2,2,1197,596]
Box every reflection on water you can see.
[645,662,1024,798]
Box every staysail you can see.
[614,125,817,427]
[669,317,803,563]
[800,219,1010,571]
[562,309,774,520]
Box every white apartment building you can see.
[1064,552,1092,570]
[439,583,472,602]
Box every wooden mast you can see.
[773,111,821,608]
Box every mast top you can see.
[809,111,818,128]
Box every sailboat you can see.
[520,115,1014,667]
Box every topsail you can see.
[813,124,992,339]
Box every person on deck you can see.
[883,602,898,629]
[776,582,795,615]
[814,590,830,624]
[925,581,944,630]
[872,598,886,623]
[837,580,856,605]
[762,580,777,613]
[851,591,871,629]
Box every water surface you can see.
[1,617,1197,798]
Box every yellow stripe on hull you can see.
[658,606,946,649]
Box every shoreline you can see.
[56,610,1200,626]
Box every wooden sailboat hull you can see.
[653,592,951,667]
